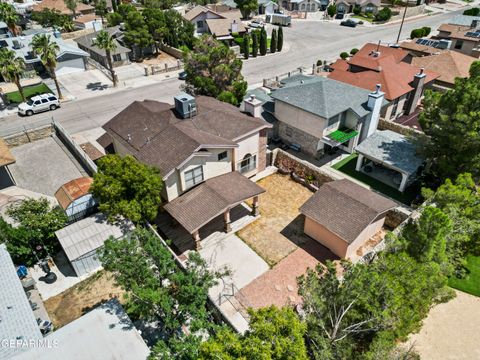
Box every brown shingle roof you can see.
[437,23,480,42]
[299,179,396,244]
[102,96,270,177]
[184,5,223,21]
[206,18,246,37]
[54,177,93,210]
[32,0,94,15]
[163,171,265,233]
[0,139,15,167]
[412,50,477,85]
[399,41,445,56]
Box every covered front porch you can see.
[160,171,265,253]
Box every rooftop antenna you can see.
[376,40,381,52]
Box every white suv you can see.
[18,93,60,116]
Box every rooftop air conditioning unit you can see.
[174,93,197,119]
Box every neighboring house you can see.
[16,299,150,360]
[354,130,424,192]
[0,21,9,39]
[55,213,134,277]
[257,0,279,14]
[54,177,97,223]
[32,0,94,16]
[73,14,103,30]
[448,14,480,27]
[99,94,272,203]
[335,0,380,14]
[75,26,131,68]
[300,179,396,261]
[399,38,450,60]
[0,32,89,76]
[0,138,16,186]
[435,23,480,58]
[329,43,438,121]
[269,74,388,157]
[281,0,324,12]
[184,5,225,36]
[411,50,477,90]
[0,244,43,360]
[206,18,247,40]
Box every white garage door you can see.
[55,58,86,76]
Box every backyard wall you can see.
[159,43,184,59]
[4,124,54,147]
[378,119,425,137]
[62,28,95,40]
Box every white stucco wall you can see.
[190,11,223,35]
[234,132,260,174]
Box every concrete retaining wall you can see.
[390,5,426,22]
[160,43,184,59]
[4,124,54,147]
[378,119,424,137]
[62,28,95,40]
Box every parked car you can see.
[249,19,265,28]
[178,71,187,80]
[340,19,357,28]
[18,93,60,116]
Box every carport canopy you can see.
[163,171,265,248]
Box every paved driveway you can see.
[58,70,112,100]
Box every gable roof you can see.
[102,96,270,177]
[437,23,480,42]
[399,40,446,56]
[75,27,131,56]
[184,5,223,21]
[206,18,246,37]
[411,50,477,85]
[54,177,93,210]
[329,43,439,100]
[270,76,377,119]
[300,179,396,244]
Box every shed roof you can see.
[0,138,15,167]
[55,177,93,210]
[300,179,396,244]
[164,171,265,234]
[0,244,42,360]
[55,213,134,261]
[270,76,377,119]
[15,299,150,360]
[354,130,424,175]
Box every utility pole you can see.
[396,1,409,44]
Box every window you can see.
[112,54,121,62]
[196,20,204,28]
[286,126,293,136]
[41,99,48,104]
[184,166,204,189]
[218,151,228,161]
[48,96,57,101]
[239,154,257,174]
[365,4,374,12]
[391,98,400,117]
[34,100,41,106]
[454,40,463,50]
[301,4,305,10]
[327,114,340,127]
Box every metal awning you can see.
[321,128,358,147]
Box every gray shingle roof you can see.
[0,244,42,360]
[354,130,424,176]
[74,27,131,56]
[164,171,265,233]
[449,14,480,26]
[300,179,396,244]
[270,76,374,119]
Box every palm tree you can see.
[0,3,19,36]
[30,34,63,99]
[93,30,118,87]
[0,49,26,102]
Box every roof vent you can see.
[174,93,197,119]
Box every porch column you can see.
[193,230,201,250]
[355,154,364,171]
[399,172,409,192]
[224,209,231,233]
[252,196,260,216]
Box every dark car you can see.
[178,71,187,80]
[340,19,357,28]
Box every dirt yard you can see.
[405,290,480,360]
[141,52,178,67]
[44,271,125,328]
[238,173,314,266]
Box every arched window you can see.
[301,3,306,10]
[239,154,257,174]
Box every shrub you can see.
[422,26,431,36]
[375,7,392,22]
[316,59,322,66]
[464,7,480,16]
[340,51,349,60]
[410,28,424,39]
[270,28,277,54]
[350,48,359,55]
[242,33,250,59]
[327,4,336,17]
[353,5,361,15]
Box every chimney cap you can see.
[375,84,381,93]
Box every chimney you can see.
[231,19,238,34]
[364,84,384,139]
[243,94,263,118]
[405,67,426,115]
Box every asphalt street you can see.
[0,9,465,136]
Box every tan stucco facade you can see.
[303,215,385,261]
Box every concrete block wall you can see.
[4,125,54,147]
[278,122,319,157]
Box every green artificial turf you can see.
[6,83,52,104]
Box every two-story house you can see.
[329,43,438,121]
[435,22,480,58]
[269,75,387,157]
[184,5,246,39]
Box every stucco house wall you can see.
[345,215,385,259]
[381,94,408,121]
[190,11,223,35]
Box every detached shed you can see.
[55,177,97,222]
[55,213,134,277]
[299,179,396,260]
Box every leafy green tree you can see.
[31,8,73,31]
[251,30,258,57]
[123,11,154,59]
[277,26,283,52]
[143,8,168,53]
[419,62,480,181]
[242,33,250,59]
[163,9,195,49]
[30,34,63,99]
[0,3,19,35]
[1,198,67,265]
[200,306,308,359]
[90,155,163,223]
[375,7,392,22]
[235,0,258,19]
[94,0,108,24]
[350,48,358,55]
[107,11,123,26]
[92,30,118,87]
[100,227,224,356]
[117,3,136,18]
[0,48,26,102]
[340,51,349,59]
[64,0,78,18]
[259,27,267,56]
[327,4,336,17]
[463,7,480,16]
[184,35,247,106]
[270,28,277,54]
